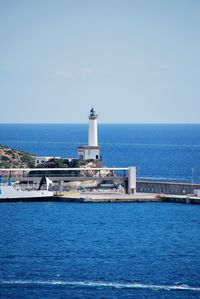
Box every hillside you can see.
[0,145,35,168]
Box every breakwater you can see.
[137,180,200,195]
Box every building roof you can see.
[77,145,100,150]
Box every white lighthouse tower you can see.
[88,108,98,146]
[77,108,101,160]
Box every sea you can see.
[0,124,200,299]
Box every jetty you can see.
[56,191,200,204]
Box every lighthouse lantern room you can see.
[77,108,101,160]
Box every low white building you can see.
[77,146,100,160]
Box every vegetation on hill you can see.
[36,158,101,168]
[0,145,35,168]
[28,158,103,177]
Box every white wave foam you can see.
[0,280,200,292]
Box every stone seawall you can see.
[137,180,200,195]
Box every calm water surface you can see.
[0,202,199,299]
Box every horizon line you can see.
[0,122,200,125]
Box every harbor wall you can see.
[137,180,200,195]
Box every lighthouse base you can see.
[77,146,100,160]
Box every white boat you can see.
[0,177,54,202]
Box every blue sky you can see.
[0,0,199,123]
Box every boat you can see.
[0,176,54,202]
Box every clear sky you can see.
[0,0,199,123]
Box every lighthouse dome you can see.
[89,108,98,118]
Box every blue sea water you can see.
[0,124,200,299]
[0,123,200,182]
[0,203,200,299]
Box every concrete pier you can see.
[56,191,160,203]
[56,191,200,204]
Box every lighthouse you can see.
[77,108,101,160]
[88,108,98,146]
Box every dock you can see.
[56,191,200,204]
[57,191,159,203]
